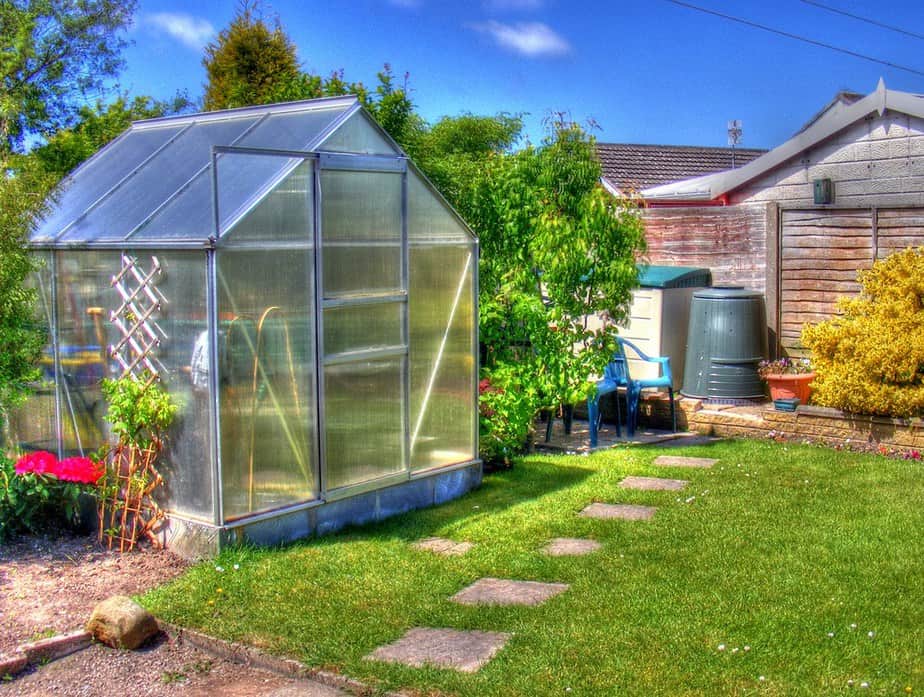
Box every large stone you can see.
[412,537,474,556]
[86,595,159,650]
[619,475,689,491]
[542,537,602,556]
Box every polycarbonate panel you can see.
[52,250,214,519]
[323,358,405,490]
[32,125,187,242]
[321,170,402,296]
[220,158,312,242]
[409,246,477,470]
[8,252,56,452]
[407,169,474,243]
[217,248,317,520]
[58,117,259,243]
[323,302,403,356]
[237,106,351,150]
[54,250,116,457]
[320,111,398,155]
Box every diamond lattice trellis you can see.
[109,254,167,385]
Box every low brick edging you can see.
[0,630,92,678]
[688,402,924,453]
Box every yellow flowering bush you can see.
[802,247,924,417]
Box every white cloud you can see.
[145,13,215,51]
[483,0,544,11]
[470,21,570,57]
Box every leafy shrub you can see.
[101,375,177,447]
[479,366,540,467]
[802,247,924,416]
[0,451,102,542]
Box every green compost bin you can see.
[681,287,768,400]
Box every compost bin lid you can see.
[692,286,763,300]
[637,265,712,289]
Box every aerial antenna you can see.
[727,119,743,167]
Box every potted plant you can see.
[758,357,815,403]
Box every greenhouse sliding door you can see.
[319,157,408,493]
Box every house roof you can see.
[597,142,767,193]
[30,96,405,247]
[642,79,924,202]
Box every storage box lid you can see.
[638,265,711,289]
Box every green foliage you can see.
[802,246,924,417]
[0,172,47,438]
[0,0,135,155]
[202,0,302,111]
[423,118,645,458]
[101,376,178,447]
[0,455,85,542]
[478,367,539,467]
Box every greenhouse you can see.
[23,96,479,556]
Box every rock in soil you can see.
[86,595,159,650]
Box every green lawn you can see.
[143,440,923,696]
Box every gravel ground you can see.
[0,534,349,696]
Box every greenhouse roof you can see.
[31,96,403,247]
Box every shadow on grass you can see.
[282,455,596,552]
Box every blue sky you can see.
[119,0,924,149]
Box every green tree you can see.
[0,0,135,156]
[202,0,302,111]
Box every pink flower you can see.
[55,457,104,485]
[14,451,58,476]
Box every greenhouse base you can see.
[160,461,483,559]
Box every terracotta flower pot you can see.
[765,372,815,403]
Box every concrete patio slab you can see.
[580,503,657,521]
[412,537,474,557]
[653,455,718,468]
[450,577,569,606]
[619,475,689,491]
[541,538,602,556]
[367,627,511,673]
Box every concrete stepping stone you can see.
[451,577,569,606]
[412,537,474,556]
[367,627,511,673]
[653,455,718,468]
[619,475,689,491]
[580,503,657,521]
[542,537,602,556]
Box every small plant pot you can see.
[765,372,815,403]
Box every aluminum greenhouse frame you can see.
[25,96,480,557]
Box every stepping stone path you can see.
[412,537,474,556]
[653,455,718,468]
[619,475,689,491]
[542,537,602,556]
[580,502,657,521]
[451,577,569,606]
[367,627,511,673]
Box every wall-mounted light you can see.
[813,178,834,204]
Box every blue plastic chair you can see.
[587,337,676,447]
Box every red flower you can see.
[14,451,103,485]
[56,457,104,484]
[14,451,57,476]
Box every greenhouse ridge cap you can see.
[130,95,360,130]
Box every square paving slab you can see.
[412,537,474,556]
[619,475,689,491]
[580,502,657,521]
[541,537,602,556]
[653,455,718,468]
[367,627,511,673]
[451,577,569,606]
